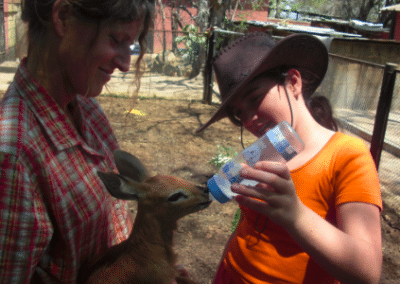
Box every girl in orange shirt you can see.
[196,32,382,283]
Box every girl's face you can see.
[229,76,292,137]
[59,18,142,98]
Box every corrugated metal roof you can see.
[350,20,386,32]
[245,20,362,38]
[381,4,400,12]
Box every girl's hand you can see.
[232,161,304,229]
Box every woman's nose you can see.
[114,46,131,72]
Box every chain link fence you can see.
[135,29,209,101]
[319,54,400,208]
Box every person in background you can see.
[0,0,154,283]
[196,32,382,284]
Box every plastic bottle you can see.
[207,121,305,203]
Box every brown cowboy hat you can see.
[196,32,329,133]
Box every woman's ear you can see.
[52,0,73,37]
[286,68,302,99]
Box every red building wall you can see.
[395,12,400,41]
[153,7,198,53]
[152,3,270,53]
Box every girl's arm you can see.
[233,162,382,284]
[288,201,381,284]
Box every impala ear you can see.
[97,171,140,201]
[113,150,150,182]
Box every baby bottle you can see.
[207,121,305,203]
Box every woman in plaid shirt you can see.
[0,0,154,283]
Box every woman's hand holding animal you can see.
[232,161,304,230]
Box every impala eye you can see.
[167,191,188,202]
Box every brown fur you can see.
[78,150,211,284]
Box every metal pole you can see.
[370,63,398,170]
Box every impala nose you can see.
[198,185,212,201]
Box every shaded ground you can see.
[97,95,400,284]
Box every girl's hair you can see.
[305,94,338,131]
[297,67,338,131]
[21,0,155,94]
[226,66,338,131]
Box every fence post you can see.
[370,63,398,170]
[203,28,215,104]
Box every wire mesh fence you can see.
[318,54,400,204]
[320,55,400,156]
[137,29,247,102]
[133,29,209,101]
[321,55,384,111]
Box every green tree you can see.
[174,24,207,64]
[291,0,329,14]
[251,0,269,11]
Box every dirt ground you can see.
[97,95,400,284]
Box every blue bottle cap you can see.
[207,175,231,203]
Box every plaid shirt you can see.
[0,59,133,283]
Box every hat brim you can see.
[196,33,328,133]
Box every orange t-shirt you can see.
[223,132,382,284]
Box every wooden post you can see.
[203,28,215,104]
[370,63,398,170]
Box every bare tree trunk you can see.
[275,0,282,19]
[195,0,209,77]
[157,0,166,62]
[209,0,229,28]
[231,0,240,21]
[198,0,209,33]
[357,0,377,21]
[171,0,183,53]
[203,0,229,102]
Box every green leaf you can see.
[231,208,241,233]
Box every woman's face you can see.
[229,76,292,138]
[59,18,142,98]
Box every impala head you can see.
[98,150,211,221]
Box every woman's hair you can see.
[226,66,338,131]
[21,0,155,94]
